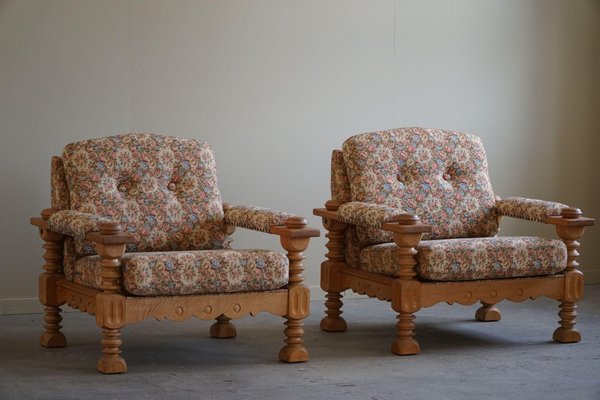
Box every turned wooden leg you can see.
[210,315,237,338]
[319,203,348,333]
[551,209,589,343]
[475,301,501,322]
[553,301,581,343]
[277,218,313,363]
[389,215,428,356]
[320,290,347,332]
[279,317,309,363]
[40,305,67,348]
[97,328,127,374]
[38,210,67,348]
[391,312,420,355]
[95,222,129,374]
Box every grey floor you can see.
[1,286,599,400]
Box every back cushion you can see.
[330,150,361,268]
[342,128,499,244]
[62,133,229,253]
[51,156,70,211]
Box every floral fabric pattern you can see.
[331,150,352,203]
[360,236,567,281]
[62,237,79,281]
[329,149,361,269]
[60,133,229,255]
[72,249,289,296]
[51,156,70,210]
[496,197,568,223]
[48,210,114,254]
[224,205,294,233]
[342,128,499,245]
[337,202,405,228]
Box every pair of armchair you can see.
[31,129,593,373]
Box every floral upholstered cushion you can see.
[71,249,289,296]
[48,210,114,254]
[62,237,79,281]
[496,197,568,223]
[60,133,229,255]
[224,205,294,232]
[337,202,406,228]
[331,150,352,203]
[51,156,70,210]
[330,150,362,268]
[342,128,499,245]
[359,237,567,281]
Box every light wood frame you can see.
[31,209,319,373]
[314,200,594,355]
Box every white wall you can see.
[1,0,598,314]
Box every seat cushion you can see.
[71,249,289,296]
[360,237,567,281]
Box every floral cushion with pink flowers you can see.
[496,197,568,223]
[60,133,230,255]
[71,249,289,296]
[342,128,499,245]
[330,150,365,268]
[224,205,294,233]
[359,236,567,281]
[51,156,70,211]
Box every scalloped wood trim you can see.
[342,267,393,301]
[339,266,566,307]
[57,279,98,316]
[419,275,564,307]
[55,279,290,323]
[124,290,288,324]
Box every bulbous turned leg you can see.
[475,301,501,322]
[279,317,309,363]
[553,301,581,343]
[40,306,67,348]
[391,312,420,355]
[210,315,237,338]
[97,328,127,374]
[320,291,347,332]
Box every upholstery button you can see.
[168,182,177,191]
[396,174,403,182]
[118,184,127,192]
[443,173,451,181]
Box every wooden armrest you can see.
[86,231,135,245]
[269,217,320,238]
[546,208,595,227]
[30,217,49,229]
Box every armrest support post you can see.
[93,222,127,294]
[277,217,316,363]
[390,214,426,356]
[37,208,67,348]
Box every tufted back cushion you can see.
[61,133,229,254]
[342,128,499,244]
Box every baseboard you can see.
[584,269,600,286]
[0,298,44,316]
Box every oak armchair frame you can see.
[31,207,319,374]
[314,199,594,355]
